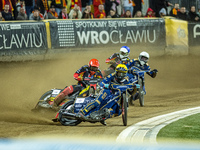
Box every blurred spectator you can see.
[47,4,58,19]
[16,0,25,13]
[51,0,67,15]
[94,3,106,18]
[153,0,173,17]
[197,8,200,17]
[82,5,94,19]
[123,9,131,18]
[123,0,133,17]
[177,6,188,21]
[116,0,123,16]
[16,7,27,20]
[133,0,143,17]
[29,6,43,20]
[58,7,68,19]
[0,11,5,21]
[145,7,154,17]
[134,10,142,17]
[159,7,166,17]
[37,0,49,17]
[1,4,13,20]
[69,5,82,19]
[187,6,200,22]
[93,0,105,16]
[70,0,82,12]
[0,0,17,19]
[105,0,119,17]
[0,0,15,13]
[24,0,35,19]
[81,0,89,13]
[110,8,119,18]
[169,3,180,17]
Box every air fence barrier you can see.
[0,17,199,61]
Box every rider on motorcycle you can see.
[127,51,158,95]
[78,64,135,125]
[102,46,131,77]
[52,59,103,109]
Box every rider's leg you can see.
[80,89,110,116]
[54,85,74,106]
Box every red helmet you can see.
[89,59,99,68]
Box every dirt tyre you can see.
[59,100,82,126]
[122,93,128,126]
[138,78,144,107]
[33,90,52,110]
[39,90,52,101]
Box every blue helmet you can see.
[119,46,130,60]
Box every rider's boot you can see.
[100,120,107,126]
[53,85,74,107]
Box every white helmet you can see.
[119,46,130,61]
[138,51,149,66]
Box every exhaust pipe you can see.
[61,112,77,120]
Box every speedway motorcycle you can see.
[128,66,151,107]
[52,81,138,126]
[32,76,103,111]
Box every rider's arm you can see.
[126,59,136,69]
[73,66,87,81]
[147,69,158,78]
[145,65,158,78]
[99,73,114,88]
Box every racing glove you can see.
[104,84,110,89]
[135,84,140,89]
[152,69,158,73]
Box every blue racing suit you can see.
[126,58,157,95]
[80,72,133,118]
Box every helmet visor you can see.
[120,51,129,57]
[90,66,98,71]
[117,72,126,78]
[141,56,148,62]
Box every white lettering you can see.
[77,30,157,45]
[0,24,10,30]
[110,30,119,44]
[147,30,156,43]
[0,35,2,49]
[10,34,19,48]
[91,31,99,44]
[99,31,109,44]
[193,24,200,38]
[33,33,43,47]
[0,33,43,49]
[16,34,29,48]
[77,31,90,44]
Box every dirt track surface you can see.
[0,50,200,141]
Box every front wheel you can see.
[138,78,144,107]
[59,100,82,126]
[121,93,127,126]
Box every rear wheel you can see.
[34,90,52,110]
[59,100,82,126]
[121,93,127,126]
[138,78,144,107]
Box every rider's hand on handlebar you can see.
[135,84,140,89]
[152,69,158,73]
[104,84,110,89]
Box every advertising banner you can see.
[49,19,166,49]
[0,22,47,55]
[188,22,200,46]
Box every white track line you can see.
[116,107,200,144]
